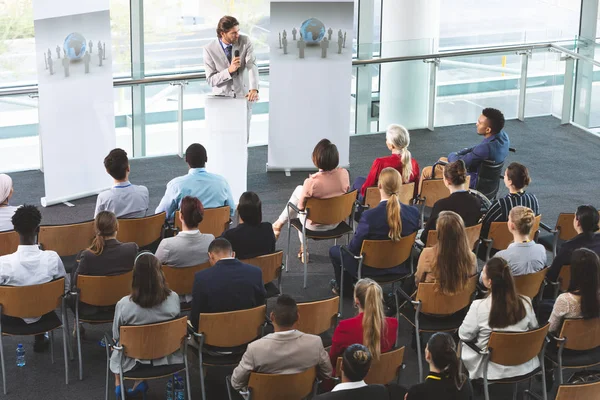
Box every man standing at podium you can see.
[203,16,259,141]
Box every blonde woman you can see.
[329,279,398,373]
[0,174,18,232]
[329,168,419,295]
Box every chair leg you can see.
[199,352,207,400]
[285,220,291,273]
[415,328,423,382]
[76,317,83,380]
[483,377,490,400]
[119,370,126,400]
[62,324,69,385]
[512,383,517,400]
[0,331,6,395]
[339,271,344,318]
[302,236,308,289]
[184,343,192,400]
[61,302,73,361]
[105,337,111,400]
[50,330,55,364]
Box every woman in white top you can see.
[0,174,18,232]
[459,257,539,380]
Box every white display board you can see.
[203,97,248,202]
[33,0,115,206]
[268,0,354,171]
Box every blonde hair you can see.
[386,124,413,183]
[354,279,387,361]
[509,206,535,236]
[378,168,403,241]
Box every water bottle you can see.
[166,378,173,400]
[16,344,25,367]
[176,376,185,400]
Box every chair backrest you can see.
[555,381,600,400]
[296,296,339,336]
[0,278,65,318]
[416,275,477,315]
[364,183,415,208]
[38,220,95,257]
[487,215,541,251]
[162,263,211,297]
[241,251,284,285]
[487,324,549,366]
[247,367,316,400]
[558,265,571,292]
[198,305,266,347]
[419,177,471,208]
[116,212,165,248]
[304,191,357,225]
[77,271,133,307]
[554,213,578,242]
[557,318,600,351]
[120,316,187,360]
[0,230,19,257]
[426,223,482,250]
[475,161,504,200]
[175,206,231,237]
[513,268,549,299]
[360,232,417,269]
[335,346,405,384]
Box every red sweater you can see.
[360,155,420,197]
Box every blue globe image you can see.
[63,32,87,60]
[300,18,326,44]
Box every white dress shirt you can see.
[95,181,149,218]
[332,380,367,392]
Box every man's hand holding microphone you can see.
[228,49,259,102]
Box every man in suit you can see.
[190,238,265,330]
[230,294,332,391]
[203,15,259,140]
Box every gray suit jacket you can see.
[155,231,214,268]
[231,330,333,391]
[203,35,259,98]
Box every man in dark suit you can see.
[190,238,265,330]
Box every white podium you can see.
[202,96,248,203]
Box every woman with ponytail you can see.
[406,333,472,400]
[329,279,398,373]
[329,168,420,295]
[459,257,539,380]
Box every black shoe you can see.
[329,279,340,296]
[33,334,50,353]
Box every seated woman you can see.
[329,168,419,295]
[421,160,481,245]
[481,162,539,238]
[352,124,420,200]
[222,191,276,260]
[0,174,18,232]
[459,257,539,380]
[548,205,600,282]
[495,206,546,277]
[329,279,398,372]
[416,211,477,294]
[110,253,181,398]
[406,332,472,400]
[272,139,350,261]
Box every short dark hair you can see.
[180,196,204,228]
[103,148,129,180]
[272,294,298,327]
[216,15,239,38]
[342,344,372,382]
[482,108,505,134]
[185,143,208,168]
[238,192,262,226]
[312,139,339,171]
[576,205,600,234]
[505,162,531,190]
[208,238,233,255]
[11,205,41,236]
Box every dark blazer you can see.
[422,191,482,245]
[548,232,600,281]
[406,372,473,400]
[74,239,138,284]
[315,384,389,400]
[190,258,266,330]
[221,222,276,260]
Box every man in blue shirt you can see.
[155,143,235,221]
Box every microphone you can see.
[234,50,240,76]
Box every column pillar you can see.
[131,0,146,157]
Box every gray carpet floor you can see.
[4,115,600,399]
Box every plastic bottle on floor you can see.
[176,376,185,400]
[166,378,173,400]
[16,344,25,367]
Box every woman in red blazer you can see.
[329,279,398,371]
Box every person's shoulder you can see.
[121,241,139,253]
[96,189,112,201]
[133,184,149,195]
[166,174,187,187]
[203,39,220,52]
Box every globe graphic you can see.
[300,18,326,44]
[63,32,87,60]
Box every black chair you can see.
[474,161,504,201]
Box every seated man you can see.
[155,143,235,221]
[95,148,149,218]
[0,205,68,352]
[230,294,333,392]
[190,238,265,331]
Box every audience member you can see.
[329,168,419,295]
[548,205,600,282]
[272,139,350,262]
[494,206,546,277]
[0,205,68,353]
[459,257,538,380]
[352,124,420,200]
[222,191,276,259]
[0,174,18,232]
[155,143,235,221]
[95,148,149,218]
[190,238,265,330]
[416,211,477,293]
[421,160,482,245]
[230,294,332,391]
[406,332,473,400]
[315,344,389,400]
[110,253,181,399]
[329,279,398,371]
